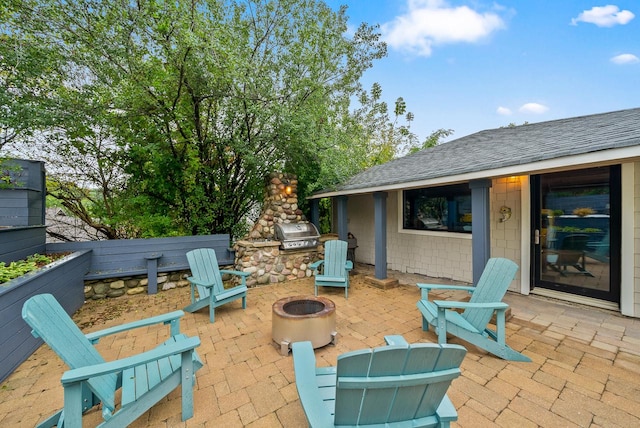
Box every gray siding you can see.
[0,159,45,227]
[0,250,91,383]
[0,226,47,264]
[47,234,234,280]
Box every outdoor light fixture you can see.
[283,179,293,195]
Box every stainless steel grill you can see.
[274,222,320,250]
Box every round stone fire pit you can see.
[272,295,336,356]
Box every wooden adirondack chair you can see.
[546,234,594,277]
[21,293,202,427]
[292,335,467,427]
[417,257,531,362]
[184,248,250,323]
[310,240,353,298]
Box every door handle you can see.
[534,229,540,245]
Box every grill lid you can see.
[274,222,319,240]
[274,222,320,250]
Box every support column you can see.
[336,196,348,241]
[374,192,388,279]
[365,192,399,289]
[310,199,320,230]
[469,179,492,285]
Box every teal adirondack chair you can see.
[417,257,531,362]
[292,335,467,427]
[310,240,353,298]
[184,248,250,323]
[22,293,202,427]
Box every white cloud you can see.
[496,106,512,115]
[519,103,549,114]
[382,0,506,56]
[611,53,640,64]
[571,5,635,27]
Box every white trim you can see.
[530,288,620,312]
[310,146,640,199]
[520,176,531,295]
[620,162,635,316]
[397,229,473,239]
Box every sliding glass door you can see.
[531,166,620,302]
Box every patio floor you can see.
[2,263,640,427]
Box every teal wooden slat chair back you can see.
[184,248,249,323]
[310,240,353,298]
[417,257,531,362]
[292,335,466,427]
[22,293,202,427]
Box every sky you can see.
[324,0,639,142]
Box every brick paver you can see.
[2,264,640,427]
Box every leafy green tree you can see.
[3,0,386,238]
[308,83,419,194]
[407,128,454,154]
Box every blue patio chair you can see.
[22,293,202,427]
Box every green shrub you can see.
[0,254,64,284]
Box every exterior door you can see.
[531,166,620,302]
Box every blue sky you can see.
[325,1,639,142]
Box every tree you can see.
[307,83,420,194]
[407,128,454,155]
[3,0,386,238]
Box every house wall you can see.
[490,177,524,291]
[634,162,640,316]
[346,192,473,283]
[346,178,524,287]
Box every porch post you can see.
[336,195,348,241]
[373,191,387,279]
[469,179,492,285]
[310,198,320,230]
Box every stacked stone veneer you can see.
[247,172,305,240]
[234,240,316,287]
[235,171,325,287]
[83,271,190,299]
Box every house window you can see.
[403,184,472,233]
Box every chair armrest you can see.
[433,300,509,311]
[417,283,475,300]
[292,342,335,427]
[384,335,409,346]
[187,276,215,287]
[417,283,476,292]
[85,310,185,343]
[220,269,250,278]
[345,260,353,271]
[61,336,201,384]
[309,260,324,270]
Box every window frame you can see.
[400,183,472,235]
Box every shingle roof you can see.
[324,107,640,196]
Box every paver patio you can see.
[1,263,639,427]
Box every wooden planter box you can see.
[0,250,91,383]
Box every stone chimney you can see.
[247,172,306,240]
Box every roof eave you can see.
[308,145,640,199]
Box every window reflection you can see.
[403,184,471,233]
